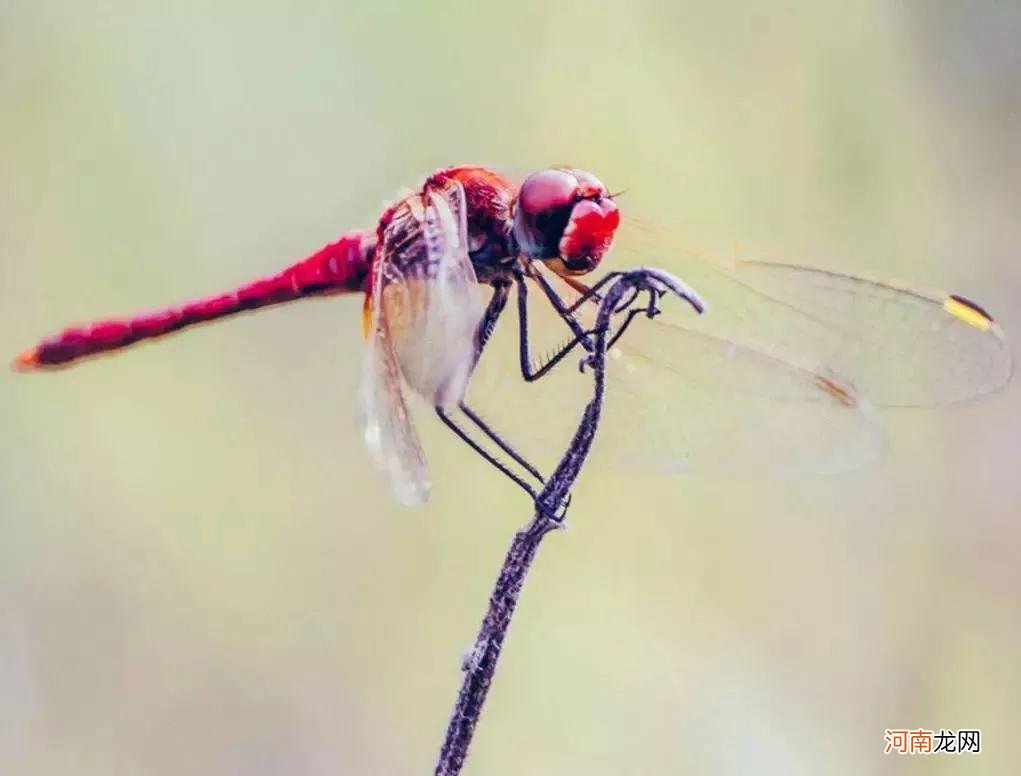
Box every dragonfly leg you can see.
[435,407,569,521]
[458,401,544,484]
[515,274,593,382]
[604,286,664,351]
[514,272,661,381]
[436,407,540,497]
[467,283,545,482]
[455,282,570,517]
[529,267,627,319]
[473,281,511,364]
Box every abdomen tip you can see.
[12,347,40,372]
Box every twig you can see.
[433,268,704,776]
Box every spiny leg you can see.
[437,405,569,520]
[435,272,659,517]
[439,285,542,483]
[459,282,548,484]
[517,270,669,379]
[435,281,572,517]
[458,401,544,484]
[464,267,699,516]
[516,269,655,381]
[435,407,539,499]
[526,266,617,332]
[471,281,510,368]
[442,271,675,513]
[515,274,593,381]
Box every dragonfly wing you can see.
[359,177,485,505]
[467,268,885,477]
[614,226,1013,406]
[380,177,484,408]
[360,255,431,506]
[717,259,1013,406]
[593,315,886,475]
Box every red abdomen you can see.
[15,231,373,370]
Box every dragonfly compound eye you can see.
[513,168,620,275]
[513,169,578,260]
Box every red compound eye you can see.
[570,169,610,199]
[518,168,578,215]
[513,167,618,271]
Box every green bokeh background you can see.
[2,2,1019,774]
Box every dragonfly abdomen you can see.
[14,231,373,370]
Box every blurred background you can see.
[2,1,1019,774]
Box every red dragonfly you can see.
[13,166,1013,509]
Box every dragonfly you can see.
[13,166,1013,513]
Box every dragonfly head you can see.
[512,168,620,276]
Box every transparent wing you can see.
[592,314,886,475]
[614,226,1013,406]
[715,259,1012,405]
[359,178,486,504]
[382,178,484,408]
[466,268,885,477]
[360,254,431,506]
[467,217,1010,478]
